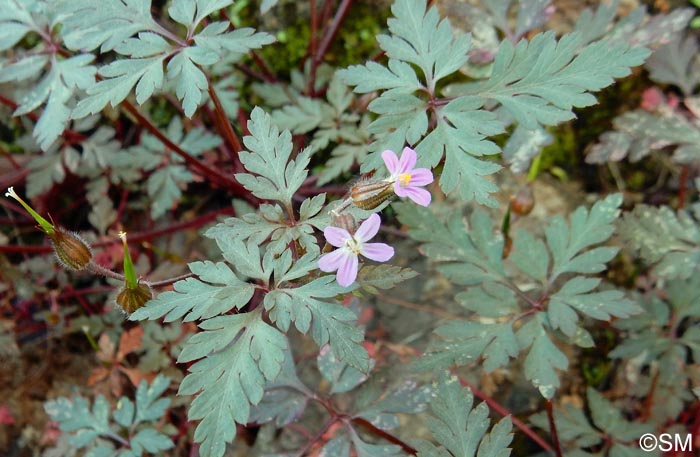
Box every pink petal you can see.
[398,147,417,173]
[408,168,433,186]
[324,226,351,247]
[336,253,359,286]
[361,243,394,262]
[394,181,409,197]
[402,186,432,206]
[318,249,348,272]
[381,150,400,175]
[354,213,381,242]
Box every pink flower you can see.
[318,214,394,287]
[381,147,434,206]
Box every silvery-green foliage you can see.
[0,0,96,149]
[340,0,649,206]
[44,375,174,456]
[586,109,700,165]
[265,73,372,185]
[414,374,513,457]
[130,106,375,456]
[399,194,641,398]
[313,354,430,457]
[647,35,700,96]
[610,278,700,423]
[235,107,312,206]
[572,0,692,49]
[206,108,328,256]
[530,388,653,456]
[587,34,700,166]
[115,116,221,218]
[618,204,700,280]
[57,0,274,119]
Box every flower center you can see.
[398,173,412,187]
[345,237,362,255]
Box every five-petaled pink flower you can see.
[382,147,434,206]
[318,213,394,287]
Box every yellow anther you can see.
[398,173,412,187]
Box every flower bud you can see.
[350,179,394,210]
[116,282,153,315]
[510,185,535,216]
[49,229,92,271]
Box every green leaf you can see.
[195,22,274,58]
[45,395,111,447]
[134,375,171,424]
[317,345,372,394]
[646,35,700,96]
[414,374,513,456]
[11,54,96,150]
[510,230,549,284]
[130,428,174,454]
[587,109,700,165]
[517,318,568,399]
[417,322,519,373]
[448,32,650,129]
[166,46,217,117]
[129,261,255,322]
[548,278,640,337]
[378,0,471,88]
[235,107,311,205]
[618,204,700,279]
[206,196,325,257]
[357,264,418,294]
[265,276,370,372]
[178,310,286,457]
[545,193,622,281]
[57,0,162,52]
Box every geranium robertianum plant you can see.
[1,0,700,456]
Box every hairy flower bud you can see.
[49,229,93,271]
[116,282,153,315]
[350,179,394,210]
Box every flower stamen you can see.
[398,173,412,187]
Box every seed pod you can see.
[510,185,535,216]
[350,179,394,210]
[116,282,153,315]
[49,229,92,271]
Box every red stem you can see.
[308,0,354,95]
[351,417,417,455]
[207,83,243,153]
[456,375,555,454]
[545,400,563,457]
[121,100,255,203]
[0,206,234,254]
